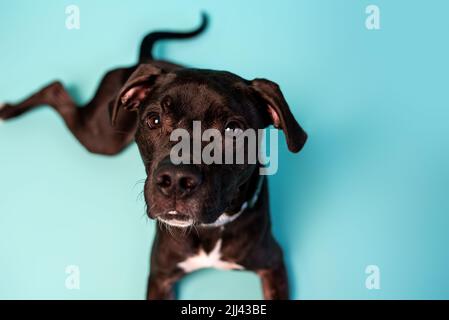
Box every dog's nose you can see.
[155,163,202,198]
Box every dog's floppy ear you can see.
[110,64,162,126]
[250,78,307,153]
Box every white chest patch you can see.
[177,239,244,273]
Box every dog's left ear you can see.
[250,78,308,153]
[110,64,163,126]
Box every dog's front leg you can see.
[257,261,290,300]
[146,271,184,300]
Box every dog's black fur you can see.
[0,14,307,299]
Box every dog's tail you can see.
[139,13,209,62]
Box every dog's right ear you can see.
[110,64,163,126]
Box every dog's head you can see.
[112,63,307,227]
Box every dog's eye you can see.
[146,113,161,129]
[225,121,244,135]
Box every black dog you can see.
[0,14,307,299]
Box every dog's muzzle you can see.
[157,210,194,228]
[154,158,203,199]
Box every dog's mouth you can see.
[157,210,194,228]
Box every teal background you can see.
[1,0,449,299]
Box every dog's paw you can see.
[0,103,5,124]
[0,103,16,123]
